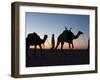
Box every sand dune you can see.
[26,49,89,67]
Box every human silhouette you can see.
[65,26,72,32]
[64,26,73,43]
[65,26,68,31]
[64,26,72,34]
[51,34,55,50]
[69,28,72,32]
[68,28,73,41]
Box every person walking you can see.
[51,34,55,50]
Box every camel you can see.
[55,30,83,49]
[26,32,48,52]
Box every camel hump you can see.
[27,32,41,41]
[69,31,74,36]
[27,32,38,38]
[63,30,73,36]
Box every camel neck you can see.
[74,33,80,39]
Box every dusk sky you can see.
[25,12,89,49]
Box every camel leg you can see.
[34,45,37,53]
[72,41,74,48]
[26,43,29,52]
[69,43,70,48]
[61,42,64,50]
[39,44,42,53]
[26,43,30,58]
[26,40,30,52]
[55,41,60,49]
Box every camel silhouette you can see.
[55,29,83,49]
[26,32,48,52]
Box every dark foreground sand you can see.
[26,49,89,67]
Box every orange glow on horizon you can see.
[29,38,88,49]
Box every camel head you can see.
[73,31,83,39]
[78,31,83,35]
[44,35,48,39]
[42,35,48,43]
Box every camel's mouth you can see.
[79,31,83,34]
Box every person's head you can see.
[65,26,68,30]
[52,34,54,36]
[70,28,72,31]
